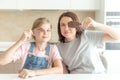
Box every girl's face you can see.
[60,17,77,42]
[33,23,51,43]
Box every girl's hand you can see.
[19,29,33,42]
[18,69,36,79]
[82,17,97,29]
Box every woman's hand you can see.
[19,29,33,42]
[82,17,97,29]
[18,69,36,79]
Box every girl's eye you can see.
[38,28,43,31]
[37,29,43,32]
[47,29,51,32]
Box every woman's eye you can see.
[60,24,65,27]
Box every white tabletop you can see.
[0,74,120,80]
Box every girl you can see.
[0,17,63,78]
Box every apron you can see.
[23,42,50,70]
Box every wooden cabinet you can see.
[0,62,15,73]
[0,60,21,73]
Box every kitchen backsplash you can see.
[0,10,95,42]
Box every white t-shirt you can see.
[57,30,105,74]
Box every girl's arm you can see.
[0,29,32,65]
[82,17,120,42]
[18,59,63,78]
[35,59,63,75]
[0,40,23,65]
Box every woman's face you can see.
[60,17,77,42]
[33,23,51,43]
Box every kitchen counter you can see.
[0,74,120,80]
[0,42,15,52]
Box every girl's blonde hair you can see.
[32,17,52,30]
[32,17,52,39]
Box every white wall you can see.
[104,50,120,74]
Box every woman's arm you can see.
[93,22,120,42]
[18,59,63,78]
[0,29,32,65]
[63,65,69,74]
[82,17,120,42]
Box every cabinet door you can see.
[70,0,100,10]
[0,0,17,9]
[105,0,120,11]
[19,0,70,10]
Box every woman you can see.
[57,11,120,74]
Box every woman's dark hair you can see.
[57,12,83,43]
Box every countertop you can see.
[0,74,120,80]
